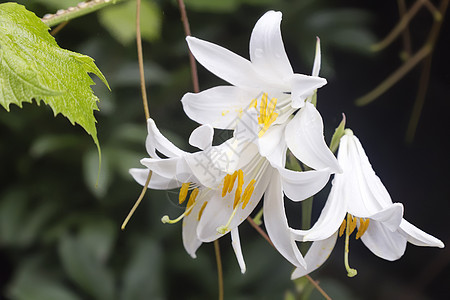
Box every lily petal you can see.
[231,227,247,274]
[292,175,347,241]
[278,167,331,202]
[285,102,341,172]
[290,74,327,109]
[249,10,293,85]
[182,86,257,129]
[140,157,180,180]
[291,232,338,279]
[398,219,445,248]
[189,124,214,150]
[360,219,407,261]
[146,118,186,158]
[186,36,263,89]
[129,168,181,190]
[263,172,307,268]
[311,37,321,77]
[182,194,208,258]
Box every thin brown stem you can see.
[177,0,200,93]
[136,0,150,120]
[121,171,153,230]
[397,0,412,59]
[371,0,426,52]
[214,240,224,300]
[246,217,332,300]
[405,0,448,142]
[49,21,69,36]
[355,43,432,106]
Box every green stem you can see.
[214,240,224,300]
[41,0,127,27]
[301,197,313,230]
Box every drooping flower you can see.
[180,10,340,174]
[130,116,333,273]
[290,129,445,279]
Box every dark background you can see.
[0,0,448,299]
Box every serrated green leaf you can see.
[98,0,162,45]
[0,3,109,151]
[329,114,346,153]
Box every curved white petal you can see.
[358,203,403,231]
[182,193,208,258]
[291,232,338,279]
[360,219,407,261]
[140,157,180,180]
[129,168,181,190]
[263,173,306,268]
[249,10,293,85]
[189,124,214,150]
[181,86,257,129]
[146,118,186,158]
[231,227,246,274]
[258,123,286,159]
[285,102,341,172]
[311,37,321,77]
[351,135,395,209]
[278,167,331,202]
[292,175,347,241]
[398,219,445,248]
[290,74,327,109]
[186,36,263,89]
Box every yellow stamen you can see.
[249,98,257,109]
[258,93,268,124]
[344,213,358,277]
[267,97,277,117]
[339,219,346,237]
[356,218,370,239]
[162,188,200,224]
[349,215,357,235]
[197,201,208,221]
[241,179,256,209]
[233,170,244,208]
[185,188,199,216]
[217,204,239,234]
[179,182,190,204]
[228,171,238,193]
[222,174,231,197]
[258,112,279,137]
[221,110,229,116]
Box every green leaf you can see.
[329,114,346,153]
[98,0,162,45]
[0,3,109,151]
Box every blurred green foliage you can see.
[1,0,447,299]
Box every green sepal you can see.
[329,113,346,153]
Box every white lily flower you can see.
[290,129,445,279]
[181,11,341,174]
[130,117,333,273]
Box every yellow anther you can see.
[258,112,279,137]
[222,174,231,197]
[197,201,208,221]
[259,93,268,124]
[356,218,370,240]
[339,219,346,237]
[249,98,257,109]
[228,171,238,193]
[179,183,190,204]
[349,215,357,235]
[185,188,199,216]
[267,97,277,117]
[241,179,256,209]
[233,170,244,208]
[221,110,230,116]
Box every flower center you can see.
[339,213,371,277]
[250,93,279,137]
[217,169,256,234]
